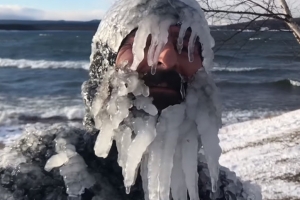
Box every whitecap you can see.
[289,79,300,87]
[0,58,89,70]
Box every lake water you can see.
[0,30,299,134]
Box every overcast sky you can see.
[0,0,299,21]
[0,0,113,21]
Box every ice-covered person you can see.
[81,0,262,200]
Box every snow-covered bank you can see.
[219,109,300,200]
[0,109,299,199]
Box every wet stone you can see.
[1,174,11,185]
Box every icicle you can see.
[151,64,157,75]
[188,31,197,63]
[126,187,131,194]
[90,69,114,123]
[120,126,132,168]
[133,96,158,116]
[180,80,186,99]
[94,123,115,158]
[147,37,158,67]
[177,38,183,54]
[123,116,157,188]
[147,137,163,200]
[93,71,138,158]
[131,30,149,71]
[171,143,188,200]
[114,125,132,168]
[157,104,185,200]
[187,70,222,193]
[141,153,150,200]
[185,88,198,120]
[177,23,188,54]
[131,15,160,71]
[142,84,150,97]
[152,41,165,68]
[153,19,174,65]
[197,122,221,193]
[158,128,179,200]
[195,99,221,193]
[181,128,199,200]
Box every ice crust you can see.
[88,67,225,200]
[45,136,95,198]
[91,69,151,158]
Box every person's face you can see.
[116,25,203,110]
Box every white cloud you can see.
[0,5,104,21]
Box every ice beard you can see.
[89,64,222,200]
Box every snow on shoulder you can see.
[220,109,300,199]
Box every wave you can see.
[213,66,299,73]
[0,104,84,126]
[290,80,300,86]
[218,79,300,87]
[213,67,261,72]
[39,34,51,37]
[0,58,89,70]
[249,37,262,41]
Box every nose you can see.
[156,41,178,71]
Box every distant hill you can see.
[214,18,300,31]
[0,20,100,31]
[0,18,299,31]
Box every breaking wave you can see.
[213,67,261,72]
[218,79,300,87]
[0,105,84,126]
[39,34,51,37]
[0,58,89,70]
[290,80,300,86]
[213,66,300,73]
[249,37,262,41]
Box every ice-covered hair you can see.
[82,0,215,131]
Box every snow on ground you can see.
[219,109,300,200]
[1,109,300,199]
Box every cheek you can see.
[178,57,203,78]
[116,49,134,69]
